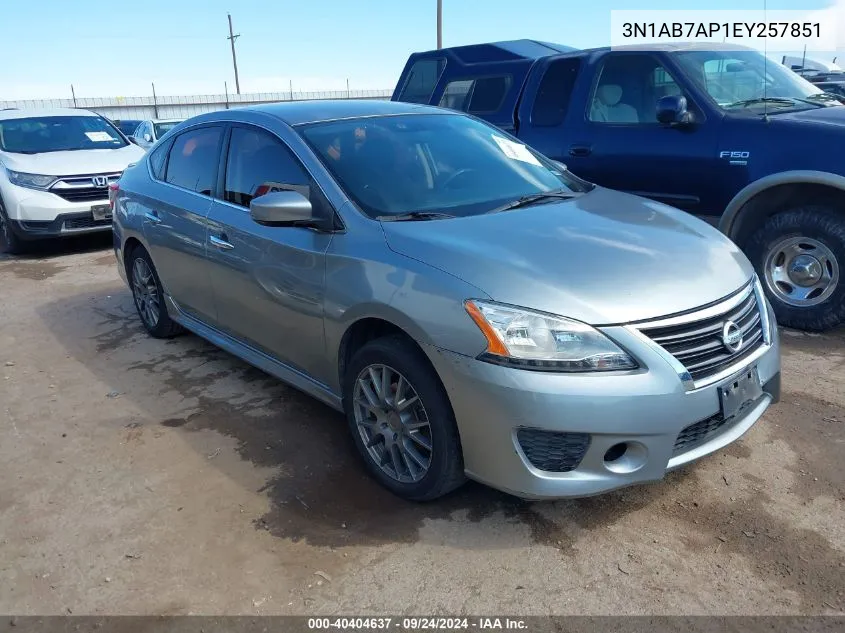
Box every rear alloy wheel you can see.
[343,335,465,501]
[128,246,183,338]
[746,206,845,331]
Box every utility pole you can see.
[227,13,241,94]
[436,0,443,49]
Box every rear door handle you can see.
[569,145,592,157]
[209,234,234,250]
[144,210,162,224]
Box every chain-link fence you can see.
[0,88,395,120]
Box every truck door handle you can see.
[209,234,234,250]
[143,210,162,224]
[569,145,592,157]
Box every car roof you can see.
[0,107,99,121]
[234,99,444,126]
[577,41,759,55]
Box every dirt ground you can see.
[0,236,843,616]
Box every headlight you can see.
[6,170,56,190]
[465,300,638,372]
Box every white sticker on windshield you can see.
[85,131,115,142]
[491,134,542,166]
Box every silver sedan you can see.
[111,100,781,500]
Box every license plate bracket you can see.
[91,204,112,221]
[719,366,763,420]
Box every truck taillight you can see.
[108,182,119,210]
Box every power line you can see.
[227,13,241,95]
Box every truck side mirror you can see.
[657,95,694,127]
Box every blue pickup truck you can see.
[392,40,845,331]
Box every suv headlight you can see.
[465,300,638,372]
[6,170,56,190]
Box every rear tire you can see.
[343,335,466,501]
[127,245,184,338]
[0,200,24,255]
[745,206,845,331]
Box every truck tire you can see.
[745,206,845,331]
[0,199,24,255]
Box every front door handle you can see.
[569,145,592,157]
[209,234,235,250]
[144,210,162,224]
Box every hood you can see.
[768,104,845,129]
[0,144,146,176]
[382,187,754,325]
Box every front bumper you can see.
[424,303,781,500]
[2,183,112,240]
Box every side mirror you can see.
[128,137,139,145]
[143,134,152,143]
[250,190,316,227]
[656,95,694,126]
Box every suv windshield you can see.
[154,121,182,138]
[0,115,128,154]
[675,49,840,112]
[299,113,590,218]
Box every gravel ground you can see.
[0,236,843,616]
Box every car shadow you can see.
[37,284,696,551]
[2,232,112,261]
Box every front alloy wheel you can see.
[353,364,433,483]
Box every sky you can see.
[0,0,841,100]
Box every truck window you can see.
[531,58,581,127]
[588,54,685,124]
[438,76,512,114]
[398,58,446,104]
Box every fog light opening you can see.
[604,443,628,463]
[603,441,648,474]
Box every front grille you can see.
[673,414,729,456]
[64,214,111,230]
[54,189,110,203]
[49,173,120,204]
[516,429,591,472]
[640,286,766,384]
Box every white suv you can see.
[0,108,145,254]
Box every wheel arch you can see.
[720,171,845,247]
[336,314,437,391]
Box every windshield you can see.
[154,121,182,138]
[0,115,128,154]
[675,50,840,112]
[299,113,590,218]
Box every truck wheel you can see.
[0,200,24,255]
[745,206,845,331]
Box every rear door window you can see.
[164,126,223,195]
[531,58,582,127]
[397,58,446,104]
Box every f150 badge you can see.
[720,150,750,166]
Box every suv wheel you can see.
[128,245,184,338]
[0,201,24,255]
[343,335,466,501]
[746,206,845,331]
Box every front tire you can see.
[746,206,845,331]
[0,200,24,255]
[127,245,184,338]
[343,335,466,501]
